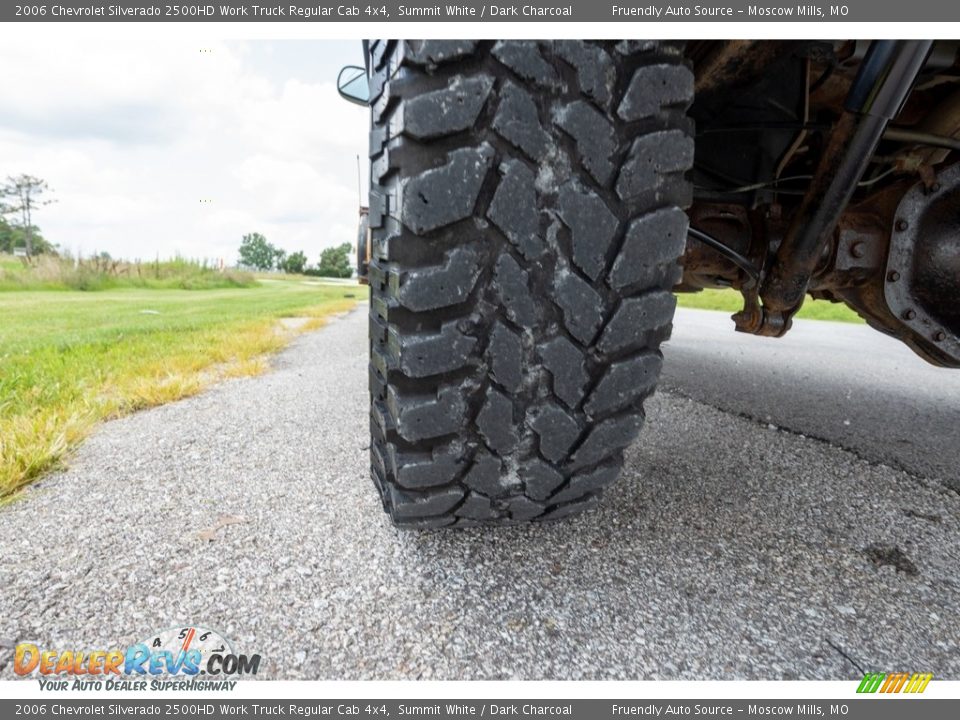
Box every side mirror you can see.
[337,65,370,106]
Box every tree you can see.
[1,174,55,257]
[238,232,278,271]
[0,216,55,255]
[280,250,307,274]
[316,243,353,278]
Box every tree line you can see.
[2,173,354,279]
[238,232,352,278]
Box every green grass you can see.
[676,288,864,323]
[0,256,23,272]
[0,280,361,499]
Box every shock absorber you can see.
[741,40,933,337]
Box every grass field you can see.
[0,254,255,291]
[0,281,361,500]
[676,288,864,323]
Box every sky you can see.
[0,38,370,266]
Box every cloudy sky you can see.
[0,38,369,265]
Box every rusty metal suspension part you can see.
[738,40,934,337]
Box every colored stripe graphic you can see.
[857,672,932,693]
[857,673,886,693]
[905,673,934,693]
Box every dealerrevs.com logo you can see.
[14,626,262,691]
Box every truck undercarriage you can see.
[682,40,959,367]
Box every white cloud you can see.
[0,38,369,265]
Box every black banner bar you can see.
[1,700,958,719]
[3,1,959,23]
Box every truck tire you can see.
[366,40,694,528]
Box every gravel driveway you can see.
[2,305,958,680]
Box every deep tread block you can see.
[608,207,688,292]
[530,402,581,463]
[554,102,617,185]
[403,76,495,140]
[597,291,676,356]
[371,399,394,434]
[615,130,694,203]
[493,253,537,327]
[464,452,512,498]
[369,127,387,158]
[369,364,387,401]
[583,352,662,417]
[369,306,388,344]
[371,150,391,185]
[520,459,565,501]
[393,246,481,312]
[568,414,644,471]
[388,384,465,442]
[488,321,524,392]
[401,144,494,234]
[492,41,562,90]
[553,271,604,344]
[457,492,499,520]
[487,160,544,260]
[539,337,589,409]
[477,386,518,455]
[557,181,619,280]
[368,189,387,229]
[509,495,545,521]
[555,42,614,110]
[404,41,478,67]
[618,63,694,121]
[388,485,465,519]
[369,40,388,71]
[390,321,477,378]
[492,81,551,162]
[388,442,466,489]
[371,440,388,481]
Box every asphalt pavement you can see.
[1,305,958,680]
[662,308,960,484]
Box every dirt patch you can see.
[278,317,312,331]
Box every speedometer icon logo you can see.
[140,626,233,666]
[132,625,260,677]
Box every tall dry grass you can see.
[0,253,255,291]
